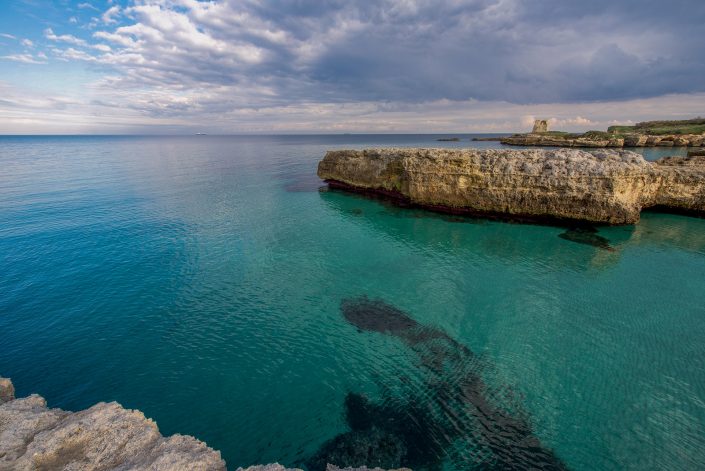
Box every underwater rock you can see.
[558,227,614,251]
[329,297,569,471]
[237,464,303,471]
[318,148,705,224]
[306,427,407,471]
[327,466,412,471]
[0,377,226,470]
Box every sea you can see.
[1,135,703,470]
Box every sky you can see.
[0,0,704,134]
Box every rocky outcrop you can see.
[317,148,705,225]
[0,377,226,471]
[501,132,705,148]
[0,378,14,405]
[650,155,705,214]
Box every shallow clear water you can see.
[1,135,703,470]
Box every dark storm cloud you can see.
[298,0,705,103]
[56,0,702,108]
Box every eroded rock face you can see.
[651,156,705,214]
[317,148,705,225]
[0,378,14,404]
[0,377,225,471]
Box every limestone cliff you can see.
[317,148,705,225]
[0,377,226,471]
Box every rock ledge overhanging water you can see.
[317,149,705,225]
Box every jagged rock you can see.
[689,136,704,147]
[317,148,705,225]
[624,134,648,146]
[0,378,14,404]
[0,378,225,471]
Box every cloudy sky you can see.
[1,0,704,134]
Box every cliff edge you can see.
[0,377,226,471]
[317,148,705,225]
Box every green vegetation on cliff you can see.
[608,118,705,135]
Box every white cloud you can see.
[102,6,121,25]
[0,33,16,40]
[4,0,705,133]
[77,2,99,11]
[45,28,88,47]
[21,39,33,48]
[1,54,47,65]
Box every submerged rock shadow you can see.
[558,227,615,251]
[307,297,568,471]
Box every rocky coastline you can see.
[317,148,705,225]
[1,377,410,471]
[497,118,705,148]
[0,376,226,470]
[499,132,705,148]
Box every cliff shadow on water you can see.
[306,297,569,471]
[318,188,627,271]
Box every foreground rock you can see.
[317,148,705,225]
[0,377,226,470]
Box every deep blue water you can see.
[1,135,703,470]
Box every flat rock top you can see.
[325,148,652,177]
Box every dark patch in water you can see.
[306,426,407,471]
[309,297,569,471]
[558,227,614,251]
[341,297,419,335]
[351,208,363,216]
[306,392,446,471]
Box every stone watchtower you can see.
[532,119,549,133]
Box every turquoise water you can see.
[1,135,704,470]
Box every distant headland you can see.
[491,118,705,149]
